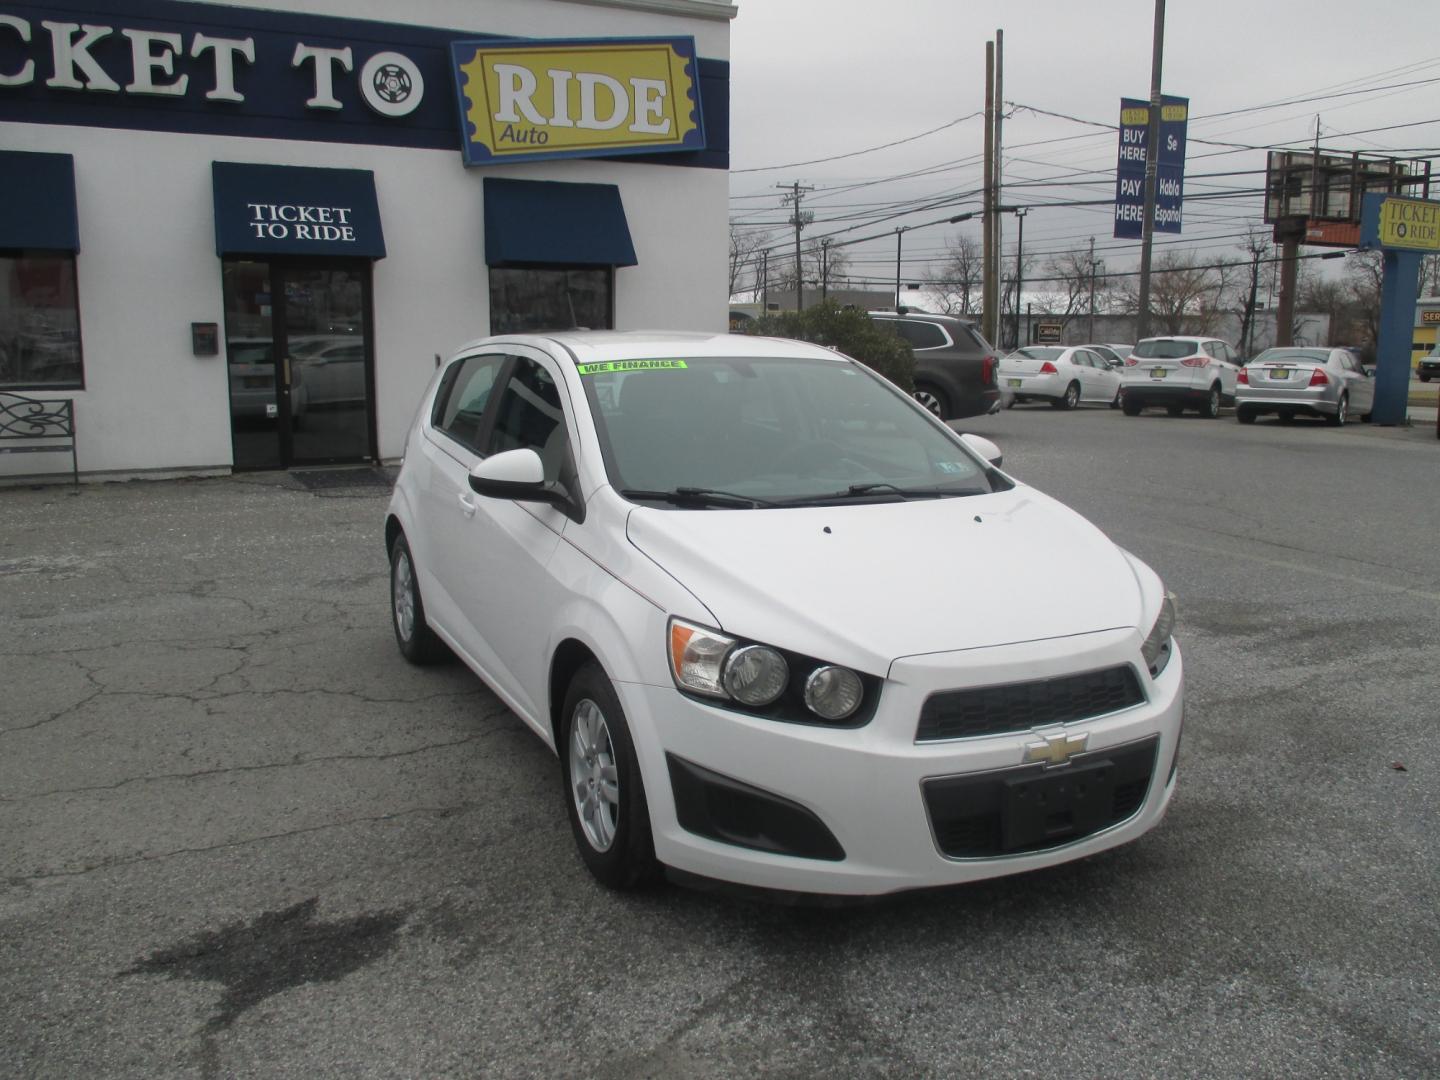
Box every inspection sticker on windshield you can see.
[936,461,967,474]
[577,360,689,375]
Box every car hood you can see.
[625,487,1144,672]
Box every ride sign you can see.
[1113,95,1188,239]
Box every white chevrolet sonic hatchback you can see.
[385,331,1183,896]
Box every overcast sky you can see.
[725,0,1440,293]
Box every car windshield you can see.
[1254,349,1328,363]
[1135,339,1199,359]
[578,355,1007,506]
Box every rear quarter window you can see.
[895,321,950,349]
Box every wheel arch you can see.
[549,638,602,752]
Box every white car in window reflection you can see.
[289,334,367,408]
[384,332,1183,897]
[226,338,307,423]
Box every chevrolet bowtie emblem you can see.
[1023,731,1089,767]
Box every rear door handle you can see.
[457,493,477,518]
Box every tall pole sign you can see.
[1114,94,1188,240]
[1358,193,1440,426]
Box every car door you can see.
[435,348,578,727]
[414,351,512,674]
[1337,349,1374,414]
[1082,349,1121,402]
[1214,342,1240,397]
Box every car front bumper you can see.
[620,628,1184,896]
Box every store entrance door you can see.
[223,258,376,469]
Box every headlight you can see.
[668,618,870,724]
[804,665,863,721]
[721,644,788,706]
[1141,591,1177,677]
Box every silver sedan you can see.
[1235,347,1375,426]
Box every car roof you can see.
[1137,335,1226,343]
[449,329,847,366]
[868,310,976,326]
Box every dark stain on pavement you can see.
[121,897,407,1030]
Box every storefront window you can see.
[0,252,83,389]
[488,268,613,334]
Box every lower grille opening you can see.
[924,735,1159,858]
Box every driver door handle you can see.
[457,493,477,518]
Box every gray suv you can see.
[869,310,1000,420]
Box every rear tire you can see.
[1200,385,1221,419]
[1122,398,1142,417]
[912,383,950,420]
[1166,404,1185,417]
[1237,407,1257,424]
[1420,372,1432,383]
[1326,394,1348,427]
[390,534,449,665]
[560,663,659,890]
[1053,382,1080,410]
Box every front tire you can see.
[1109,387,1122,410]
[560,663,658,890]
[390,534,449,664]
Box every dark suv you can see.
[869,310,1000,420]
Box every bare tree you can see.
[1120,250,1232,336]
[1231,229,1275,357]
[1029,248,1110,333]
[728,225,766,298]
[768,238,851,296]
[923,234,983,316]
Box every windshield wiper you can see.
[619,486,775,509]
[778,482,968,505]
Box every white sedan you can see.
[1000,346,1123,409]
[385,331,1183,896]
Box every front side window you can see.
[487,358,568,483]
[489,268,612,334]
[0,251,82,389]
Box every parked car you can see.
[1418,344,1440,382]
[385,331,1183,896]
[1089,344,1129,370]
[1120,336,1242,418]
[290,334,367,407]
[1235,347,1375,426]
[999,345,1123,409]
[868,310,1000,420]
[1105,344,1135,367]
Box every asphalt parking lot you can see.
[2,405,1437,1078]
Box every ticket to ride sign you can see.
[450,37,706,165]
[1360,194,1440,253]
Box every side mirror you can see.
[960,432,1003,469]
[469,448,572,512]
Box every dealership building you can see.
[0,0,733,479]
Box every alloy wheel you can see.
[392,549,416,642]
[568,699,619,852]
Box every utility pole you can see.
[1012,206,1027,351]
[992,29,1004,348]
[820,238,830,302]
[760,249,768,313]
[1087,236,1099,342]
[1134,0,1166,341]
[779,181,814,312]
[894,227,907,310]
[982,40,995,345]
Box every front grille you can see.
[923,735,1159,858]
[915,665,1144,742]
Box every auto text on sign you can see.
[450,37,705,165]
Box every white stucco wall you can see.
[1,0,731,479]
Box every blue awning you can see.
[0,151,79,251]
[483,178,637,268]
[212,162,386,258]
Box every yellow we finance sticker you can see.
[576,360,689,375]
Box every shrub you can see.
[744,302,915,391]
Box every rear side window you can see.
[433,353,507,451]
[1135,339,1199,359]
[957,325,991,352]
[894,320,949,349]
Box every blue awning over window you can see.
[483,179,637,268]
[212,162,385,258]
[0,151,79,251]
